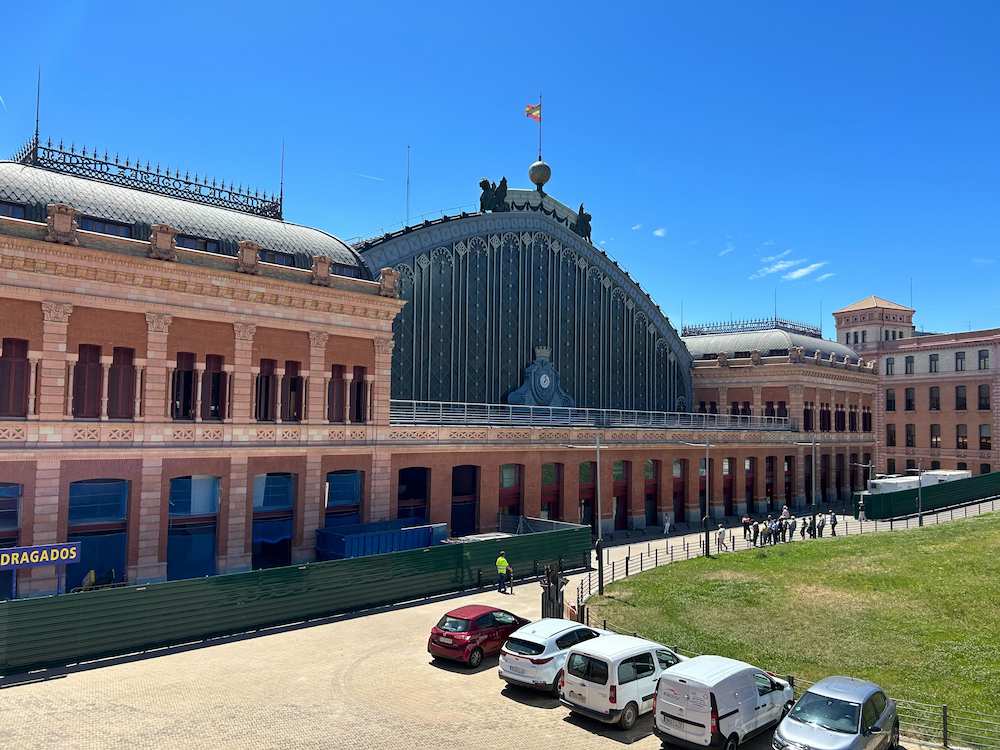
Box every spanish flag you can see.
[524,103,541,122]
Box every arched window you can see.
[167,475,220,580]
[66,479,129,591]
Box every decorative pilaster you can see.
[144,312,172,426]
[39,301,73,420]
[27,353,40,418]
[133,455,167,583]
[133,361,146,419]
[364,374,376,424]
[232,322,256,423]
[342,371,354,424]
[64,355,78,418]
[307,331,328,424]
[100,355,112,420]
[219,456,252,573]
[274,368,285,424]
[372,337,394,426]
[224,364,235,421]
[294,454,324,563]
[193,362,205,422]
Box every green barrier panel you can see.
[0,523,591,675]
[855,472,1000,520]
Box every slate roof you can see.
[682,328,859,360]
[834,295,913,313]
[0,161,368,276]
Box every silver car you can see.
[773,676,899,750]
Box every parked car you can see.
[427,605,529,668]
[498,618,607,694]
[653,655,794,750]
[773,676,898,750]
[560,633,685,730]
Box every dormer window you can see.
[0,201,26,219]
[177,234,221,254]
[79,216,132,238]
[259,249,296,267]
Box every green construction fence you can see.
[854,472,1000,520]
[0,521,591,675]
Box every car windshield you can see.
[789,691,861,734]
[437,615,470,632]
[505,637,545,656]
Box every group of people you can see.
[733,505,840,548]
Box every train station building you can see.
[0,135,990,598]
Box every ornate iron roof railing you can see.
[11,135,283,220]
[390,400,794,431]
[682,317,822,338]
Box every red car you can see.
[427,605,530,668]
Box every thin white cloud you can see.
[0,94,6,112]
[631,223,642,231]
[749,258,805,280]
[652,227,667,238]
[353,173,385,182]
[815,272,835,282]
[718,242,735,257]
[972,257,995,265]
[761,248,791,263]
[783,261,828,280]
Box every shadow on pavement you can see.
[427,655,498,675]
[562,710,654,745]
[500,684,561,709]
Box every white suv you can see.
[498,618,605,694]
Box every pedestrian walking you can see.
[716,524,728,552]
[858,498,866,522]
[781,504,790,520]
[496,550,510,593]
[760,520,770,546]
[800,518,807,539]
[829,510,838,537]
[772,519,780,545]
[788,515,797,541]
[817,513,826,538]
[741,514,751,540]
[751,519,760,546]
[808,516,816,538]
[663,512,672,536]
[780,518,788,543]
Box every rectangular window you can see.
[106,347,136,420]
[957,424,968,450]
[73,344,103,419]
[0,483,20,534]
[929,386,940,411]
[169,475,220,516]
[259,249,296,267]
[930,424,941,448]
[176,235,222,254]
[929,354,938,373]
[886,458,896,474]
[905,423,915,448]
[0,201,27,219]
[256,358,277,421]
[66,479,129,591]
[281,360,304,422]
[350,366,367,423]
[885,357,894,376]
[979,349,990,370]
[981,464,992,475]
[904,388,915,411]
[979,384,991,411]
[325,470,363,526]
[886,423,896,447]
[956,385,967,410]
[905,356,914,375]
[981,425,992,451]
[202,354,226,421]
[955,351,966,372]
[861,330,866,343]
[67,479,128,524]
[79,216,132,238]
[0,338,30,418]
[171,352,196,420]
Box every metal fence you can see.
[573,496,1000,749]
[390,399,793,431]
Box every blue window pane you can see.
[167,523,217,580]
[0,483,20,531]
[65,531,127,591]
[252,473,295,511]
[325,510,362,528]
[326,471,362,507]
[252,517,292,569]
[0,541,14,600]
[68,480,128,524]
[169,475,219,516]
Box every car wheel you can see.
[725,734,740,750]
[550,670,563,696]
[890,722,900,749]
[467,647,484,669]
[619,702,638,730]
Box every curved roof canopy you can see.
[683,328,859,361]
[0,161,367,275]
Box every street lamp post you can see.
[680,441,712,557]
[850,461,875,518]
[795,433,819,535]
[562,434,605,592]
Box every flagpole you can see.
[538,92,543,160]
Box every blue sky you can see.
[2,1,998,337]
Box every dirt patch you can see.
[791,583,875,613]
[702,570,755,582]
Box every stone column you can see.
[794,448,807,508]
[372,337,394,426]
[307,331,328,424]
[685,454,701,526]
[365,374,376,424]
[133,455,167,583]
[300,372,310,422]
[274,368,284,424]
[711,452,726,519]
[64,354,78,419]
[561,460,581,524]
[223,364,235,421]
[718,387,728,416]
[369,451,393,521]
[249,368,260,420]
[164,367,175,418]
[219,455,252,573]
[754,455,767,514]
[479,461,501,533]
[628,455,646,529]
[294,453,323,563]
[27,354,40,418]
[788,385,805,431]
[99,355,112,420]
[232,322,257,424]
[522,453,543,520]
[133,361,146,419]
[39,301,73,421]
[20,459,63,596]
[342,371,354,424]
[752,385,763,418]
[429,463,452,526]
[599,449,615,537]
[321,374,331,423]
[734,454,747,514]
[144,313,172,429]
[193,362,205,422]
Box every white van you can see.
[560,634,685,730]
[653,655,794,750]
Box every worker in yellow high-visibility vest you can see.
[496,551,510,594]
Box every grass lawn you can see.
[587,512,1000,716]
